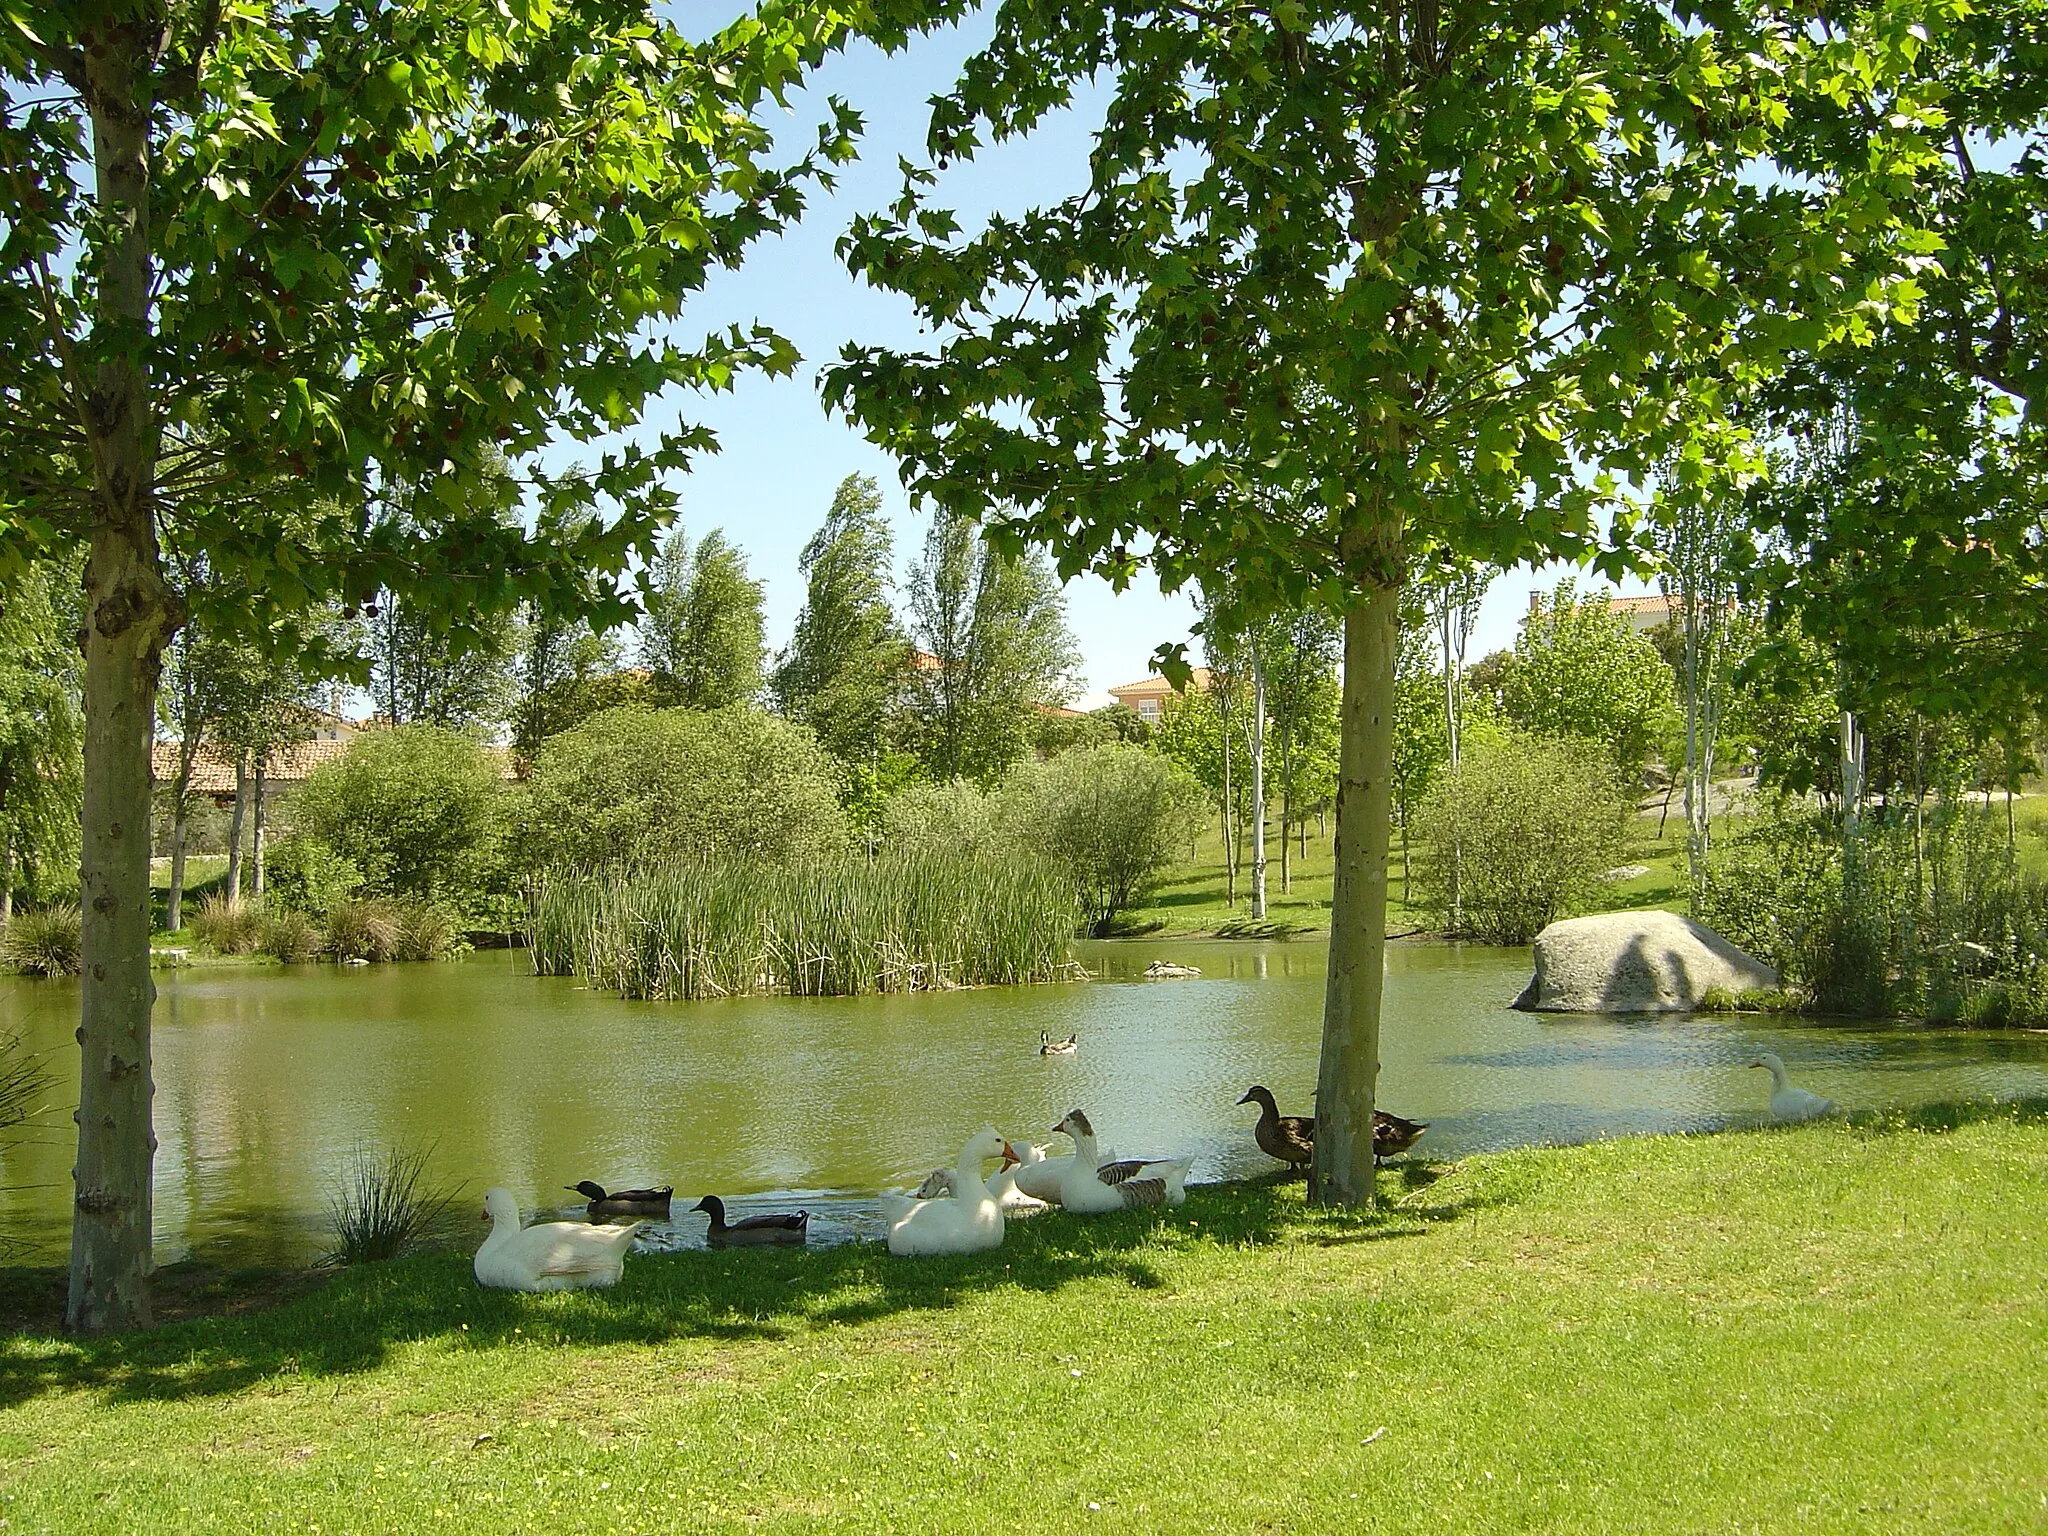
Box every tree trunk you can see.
[70,33,180,1333]
[1278,713,1293,896]
[252,761,267,897]
[1312,579,1401,1208]
[166,789,189,932]
[1220,680,1236,908]
[1840,708,1865,853]
[1,823,12,926]
[225,756,248,904]
[1249,645,1268,921]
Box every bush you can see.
[292,726,507,912]
[881,778,1007,857]
[525,704,848,868]
[1004,744,1203,935]
[325,1145,462,1265]
[0,903,82,977]
[391,902,459,961]
[190,893,263,955]
[263,833,364,916]
[1411,733,1632,944]
[324,898,402,962]
[255,908,324,964]
[1696,795,2048,1022]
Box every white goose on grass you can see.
[916,1142,1051,1214]
[1751,1052,1836,1122]
[474,1187,643,1292]
[886,1127,1012,1256]
[1051,1109,1191,1211]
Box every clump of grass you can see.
[0,904,82,977]
[324,1145,462,1265]
[0,1032,49,1131]
[190,894,263,955]
[323,898,401,962]
[255,908,324,964]
[530,849,1080,1001]
[390,902,458,962]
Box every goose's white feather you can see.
[888,1128,1010,1256]
[474,1187,642,1292]
[1752,1053,1836,1123]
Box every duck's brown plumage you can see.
[1238,1086,1430,1165]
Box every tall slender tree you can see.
[1,0,892,1327]
[0,556,84,923]
[830,0,1936,1203]
[641,527,768,709]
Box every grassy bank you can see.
[6,1103,2045,1532]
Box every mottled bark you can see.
[1311,575,1401,1208]
[70,20,180,1333]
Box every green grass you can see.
[1126,817,1698,938]
[5,1103,2045,1532]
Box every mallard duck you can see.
[1237,1087,1429,1168]
[1039,1031,1079,1056]
[885,1128,1011,1256]
[1751,1052,1835,1121]
[1050,1110,1191,1210]
[474,1187,643,1292]
[1237,1085,1314,1171]
[567,1180,673,1221]
[692,1195,808,1247]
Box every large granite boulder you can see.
[1512,910,1779,1013]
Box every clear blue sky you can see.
[649,15,1652,703]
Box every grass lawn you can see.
[1125,816,1693,938]
[5,1103,2045,1533]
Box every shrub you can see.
[190,893,263,955]
[881,778,1006,856]
[0,903,82,977]
[255,908,324,964]
[292,726,507,912]
[391,902,459,962]
[1004,744,1204,935]
[324,898,402,962]
[525,704,848,868]
[1411,733,1632,944]
[263,833,364,916]
[325,1145,462,1265]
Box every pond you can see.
[5,940,2048,1267]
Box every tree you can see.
[641,528,767,710]
[2,0,888,1327]
[292,727,507,910]
[1008,744,1202,934]
[773,473,910,761]
[0,557,84,923]
[1262,610,1340,895]
[1497,582,1678,787]
[1411,733,1632,945]
[525,705,849,867]
[828,0,1932,1202]
[904,511,1079,782]
[372,598,520,735]
[511,605,626,762]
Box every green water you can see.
[4,941,2047,1265]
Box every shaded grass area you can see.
[5,1102,2046,1532]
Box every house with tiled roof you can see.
[1106,667,1214,725]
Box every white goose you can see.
[916,1142,1051,1214]
[474,1186,643,1292]
[1751,1052,1835,1122]
[1051,1109,1191,1211]
[886,1128,1011,1256]
[1009,1137,1134,1205]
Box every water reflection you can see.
[3,939,2046,1266]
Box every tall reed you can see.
[530,850,1081,1001]
[325,1145,463,1265]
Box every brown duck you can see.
[1237,1085,1430,1168]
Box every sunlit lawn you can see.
[3,1102,2044,1533]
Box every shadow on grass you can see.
[0,1169,1501,1410]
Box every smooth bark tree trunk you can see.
[251,762,267,897]
[1249,646,1268,921]
[1312,579,1401,1208]
[166,791,189,932]
[70,30,181,1333]
[1,823,13,926]
[1278,714,1293,896]
[1220,678,1236,908]
[225,757,248,904]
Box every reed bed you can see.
[529,850,1082,1000]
